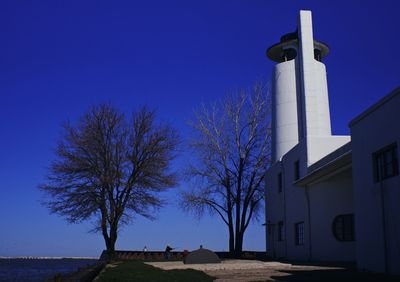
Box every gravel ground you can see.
[146,260,344,281]
[146,260,399,282]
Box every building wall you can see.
[281,142,309,260]
[308,169,355,261]
[266,9,399,273]
[306,136,350,166]
[265,9,355,265]
[272,59,300,162]
[265,161,284,258]
[350,90,400,274]
[266,140,355,262]
[266,142,308,259]
[266,11,339,261]
[297,11,331,139]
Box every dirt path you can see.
[146,260,344,281]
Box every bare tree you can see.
[40,104,179,256]
[181,82,271,257]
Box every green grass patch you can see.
[97,260,214,282]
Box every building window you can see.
[278,221,284,241]
[278,172,282,193]
[373,143,398,182]
[314,48,322,62]
[282,48,297,61]
[332,214,355,241]
[294,160,300,180]
[295,222,304,245]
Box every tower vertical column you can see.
[267,10,331,163]
[298,10,331,138]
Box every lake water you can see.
[0,258,98,282]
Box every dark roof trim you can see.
[308,141,351,173]
[294,150,352,187]
[349,87,400,127]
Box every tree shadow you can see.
[271,269,400,282]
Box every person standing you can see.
[164,245,173,259]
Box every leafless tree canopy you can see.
[182,82,271,256]
[40,104,179,253]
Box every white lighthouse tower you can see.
[264,10,352,262]
[267,10,332,162]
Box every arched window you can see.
[332,214,355,241]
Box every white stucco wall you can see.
[266,10,353,263]
[307,136,350,166]
[266,142,308,259]
[298,11,331,139]
[280,142,309,260]
[265,163,286,258]
[272,11,334,163]
[266,9,399,272]
[307,169,355,261]
[350,89,400,274]
[266,139,355,262]
[272,59,300,162]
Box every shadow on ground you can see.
[271,269,400,282]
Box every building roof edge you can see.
[294,142,352,187]
[349,87,400,127]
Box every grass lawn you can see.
[97,260,214,282]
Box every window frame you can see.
[294,221,304,246]
[373,142,399,182]
[332,214,355,242]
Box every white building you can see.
[350,88,400,274]
[265,10,400,275]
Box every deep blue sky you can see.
[0,0,399,257]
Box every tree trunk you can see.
[227,190,235,256]
[104,236,116,252]
[107,222,118,257]
[101,207,112,251]
[103,230,117,261]
[100,207,117,260]
[234,231,243,258]
[234,159,244,258]
[229,223,235,255]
